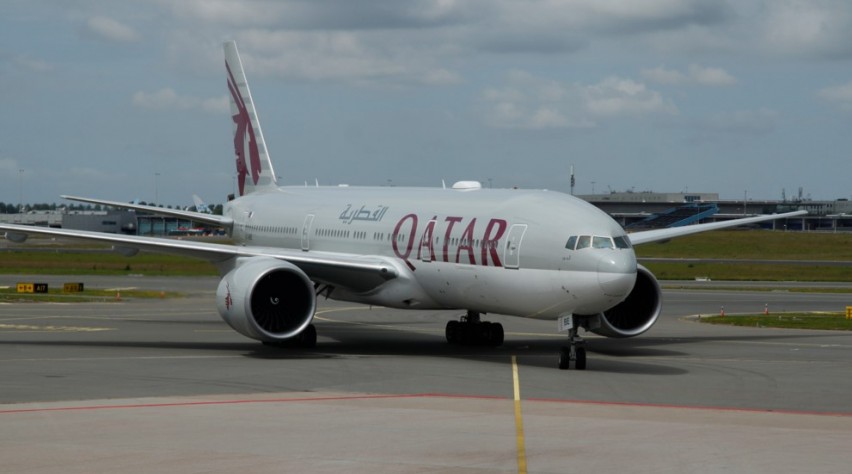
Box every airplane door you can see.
[503,224,527,269]
[301,214,315,251]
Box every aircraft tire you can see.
[489,323,504,347]
[558,347,570,370]
[446,321,460,344]
[575,347,586,370]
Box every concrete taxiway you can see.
[1,275,851,473]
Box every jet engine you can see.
[216,258,316,342]
[588,264,662,338]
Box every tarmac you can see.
[1,275,851,473]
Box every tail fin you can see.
[224,41,277,196]
[192,194,210,213]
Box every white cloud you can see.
[818,81,852,109]
[230,30,460,86]
[687,65,736,86]
[12,55,53,73]
[482,71,675,130]
[642,64,736,86]
[703,108,779,135]
[641,66,687,85]
[760,1,852,59]
[132,89,229,114]
[85,16,140,43]
[585,77,677,117]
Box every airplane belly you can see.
[414,263,608,320]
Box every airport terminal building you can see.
[579,191,852,232]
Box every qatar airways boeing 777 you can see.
[0,42,806,370]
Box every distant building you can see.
[580,192,852,232]
[0,209,136,234]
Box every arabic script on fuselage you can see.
[338,204,390,224]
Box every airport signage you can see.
[63,282,85,293]
[17,283,48,294]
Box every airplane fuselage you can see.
[225,185,638,320]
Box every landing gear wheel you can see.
[575,347,586,370]
[445,312,504,347]
[558,347,570,370]
[488,323,504,347]
[557,320,587,370]
[445,320,460,344]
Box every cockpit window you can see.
[566,234,632,251]
[565,235,577,250]
[613,235,632,249]
[592,236,614,249]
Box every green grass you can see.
[0,287,183,303]
[635,230,852,260]
[643,262,852,282]
[0,249,217,276]
[699,312,852,331]
[636,230,852,282]
[661,284,852,294]
[2,230,851,281]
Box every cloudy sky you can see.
[1,0,851,207]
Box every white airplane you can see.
[191,194,210,214]
[0,41,806,370]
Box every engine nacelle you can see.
[589,264,662,338]
[216,258,316,342]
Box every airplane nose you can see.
[597,252,637,297]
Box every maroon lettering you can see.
[392,214,418,271]
[481,218,508,267]
[442,216,463,262]
[417,217,437,262]
[455,218,477,264]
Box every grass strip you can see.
[698,312,852,331]
[0,287,182,303]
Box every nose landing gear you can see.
[558,320,587,370]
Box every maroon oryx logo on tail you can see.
[226,61,261,195]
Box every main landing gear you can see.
[558,324,586,370]
[445,311,504,347]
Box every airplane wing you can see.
[61,195,233,229]
[628,210,808,245]
[0,223,398,293]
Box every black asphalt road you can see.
[2,275,851,473]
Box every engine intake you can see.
[216,258,316,342]
[589,264,662,338]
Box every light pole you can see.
[154,172,160,206]
[18,169,23,213]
